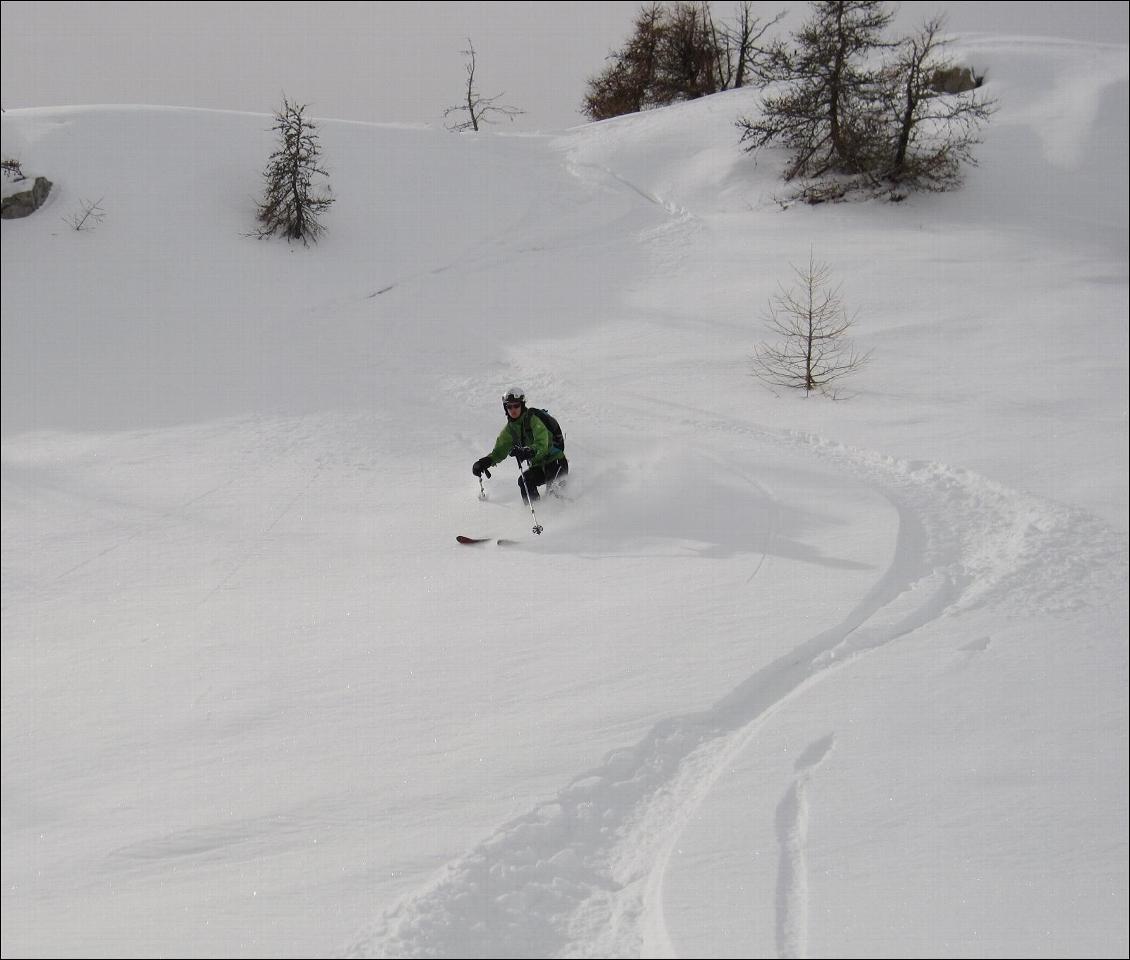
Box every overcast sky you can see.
[2,2,1127,131]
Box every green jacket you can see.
[487,409,565,468]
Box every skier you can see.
[472,388,568,504]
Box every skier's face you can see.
[505,403,523,419]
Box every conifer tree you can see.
[256,98,333,244]
[737,1,894,181]
[737,2,994,198]
[582,2,785,121]
[583,4,665,120]
[753,252,871,397]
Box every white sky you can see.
[2,1,1128,130]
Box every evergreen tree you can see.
[256,98,333,244]
[737,1,894,181]
[737,2,994,198]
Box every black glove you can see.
[510,446,535,462]
[473,457,493,478]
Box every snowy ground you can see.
[2,33,1127,960]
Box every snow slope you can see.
[2,34,1127,960]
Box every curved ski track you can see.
[345,430,1125,959]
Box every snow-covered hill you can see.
[2,34,1127,960]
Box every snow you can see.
[2,34,1127,960]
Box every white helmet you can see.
[502,388,526,409]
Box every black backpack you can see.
[529,407,566,454]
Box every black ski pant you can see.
[518,457,569,504]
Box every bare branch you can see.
[64,197,105,231]
[445,39,524,132]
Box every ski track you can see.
[344,429,1126,960]
[774,734,836,960]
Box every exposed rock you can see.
[930,66,980,95]
[1,176,53,219]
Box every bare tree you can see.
[737,0,896,181]
[445,39,523,132]
[653,2,722,101]
[255,97,334,244]
[753,252,871,397]
[583,4,665,120]
[64,197,106,232]
[880,16,996,190]
[582,2,786,121]
[720,2,789,89]
[738,3,994,199]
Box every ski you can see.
[456,536,522,546]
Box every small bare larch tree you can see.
[753,252,871,397]
[445,39,523,132]
[256,97,334,244]
[64,197,106,231]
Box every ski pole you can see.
[515,454,544,535]
[476,462,492,501]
